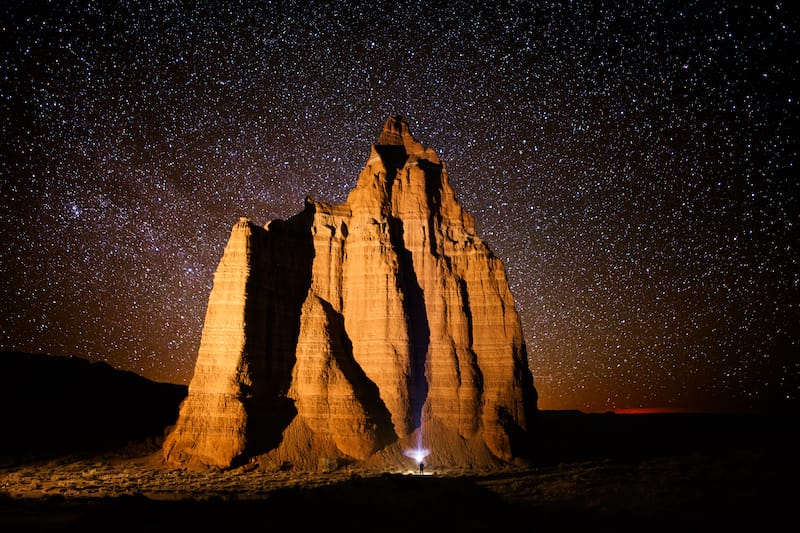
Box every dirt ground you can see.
[1,411,797,532]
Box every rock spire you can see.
[162,115,538,470]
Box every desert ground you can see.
[1,411,796,532]
[1,353,797,532]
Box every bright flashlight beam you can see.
[403,448,430,463]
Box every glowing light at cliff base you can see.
[403,447,430,464]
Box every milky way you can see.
[2,1,797,411]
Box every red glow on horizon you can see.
[613,407,709,415]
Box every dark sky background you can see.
[2,0,797,412]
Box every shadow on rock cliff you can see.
[0,351,186,464]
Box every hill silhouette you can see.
[0,351,186,463]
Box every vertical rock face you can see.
[163,116,537,469]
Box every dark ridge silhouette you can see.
[532,409,798,464]
[2,349,794,469]
[0,351,186,464]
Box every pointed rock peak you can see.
[377,115,412,146]
[375,115,437,164]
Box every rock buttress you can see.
[162,218,268,468]
[163,215,313,468]
[345,116,537,462]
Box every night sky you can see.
[2,1,798,412]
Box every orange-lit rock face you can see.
[163,116,537,469]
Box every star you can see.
[1,0,797,413]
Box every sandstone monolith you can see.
[162,116,538,470]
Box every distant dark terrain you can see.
[532,407,797,465]
[1,351,797,532]
[4,350,794,467]
[0,351,186,463]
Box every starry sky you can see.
[2,0,798,413]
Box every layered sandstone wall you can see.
[163,116,537,469]
[161,218,266,468]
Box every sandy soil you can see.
[1,443,795,532]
